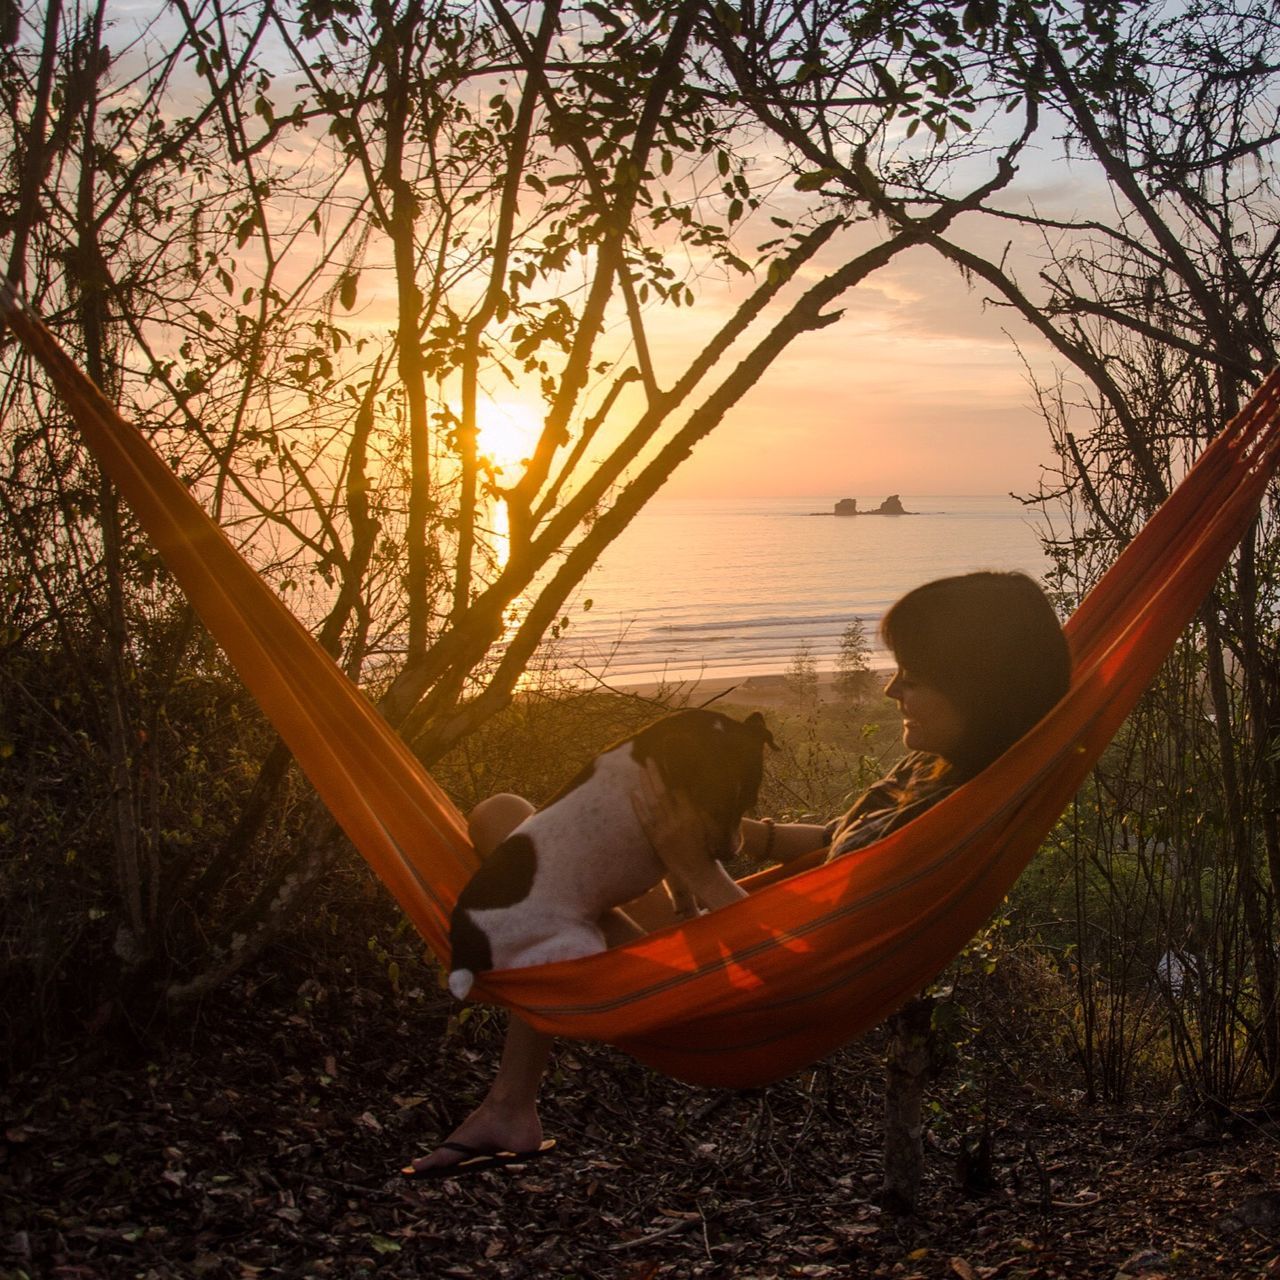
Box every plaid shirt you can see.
[823,752,958,861]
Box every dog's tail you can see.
[447,969,475,1000]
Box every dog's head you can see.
[633,709,775,829]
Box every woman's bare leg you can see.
[407,795,553,1174]
[467,793,536,860]
[403,1015,554,1173]
[404,793,659,1173]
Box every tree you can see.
[0,0,1033,1009]
[834,617,874,704]
[931,0,1280,1105]
[777,0,1280,1105]
[785,638,820,706]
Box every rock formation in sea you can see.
[833,495,909,515]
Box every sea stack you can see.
[834,495,911,515]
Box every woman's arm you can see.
[740,817,829,864]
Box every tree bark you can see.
[882,995,935,1215]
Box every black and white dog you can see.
[447,709,774,998]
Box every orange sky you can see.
[655,242,1056,499]
[101,4,1102,506]
[619,214,1074,500]
[564,155,1094,501]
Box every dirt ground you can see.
[3,965,1279,1280]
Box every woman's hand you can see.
[631,760,747,912]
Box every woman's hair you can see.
[880,571,1071,776]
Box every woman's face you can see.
[884,668,967,760]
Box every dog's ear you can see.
[744,711,776,749]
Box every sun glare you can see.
[475,400,542,473]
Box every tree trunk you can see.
[882,995,935,1214]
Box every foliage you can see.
[0,0,1021,1011]
[784,638,820,706]
[834,616,875,705]
[8,959,1280,1276]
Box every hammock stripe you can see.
[4,283,1277,1087]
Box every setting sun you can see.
[476,400,542,473]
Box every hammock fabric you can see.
[4,287,1279,1088]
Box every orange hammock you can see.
[5,288,1279,1088]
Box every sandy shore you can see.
[615,668,892,710]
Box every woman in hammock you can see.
[404,570,1070,1176]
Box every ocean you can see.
[547,494,1055,686]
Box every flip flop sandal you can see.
[400,1137,557,1179]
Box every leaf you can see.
[963,0,992,33]
[793,169,838,192]
[871,62,899,99]
[369,1235,401,1254]
[339,272,357,310]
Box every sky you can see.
[509,115,1106,503]
[419,212,1078,503]
[650,240,1060,500]
[467,211,1087,503]
[95,0,1106,505]
[606,158,1098,501]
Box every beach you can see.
[616,667,893,711]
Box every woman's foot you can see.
[403,1100,546,1175]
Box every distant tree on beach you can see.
[834,619,875,706]
[785,640,820,707]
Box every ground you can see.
[3,967,1278,1280]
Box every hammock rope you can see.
[4,284,1278,1087]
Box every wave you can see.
[652,611,874,635]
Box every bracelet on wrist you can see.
[760,817,776,859]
